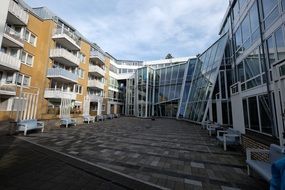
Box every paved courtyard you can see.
[21,117,267,190]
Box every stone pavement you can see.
[0,135,164,190]
[20,117,268,190]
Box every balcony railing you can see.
[47,68,78,83]
[0,84,16,96]
[44,88,77,100]
[53,28,81,50]
[0,52,21,70]
[88,94,104,102]
[88,80,105,89]
[89,65,105,76]
[8,0,29,25]
[50,48,80,66]
[3,25,24,46]
[90,50,105,63]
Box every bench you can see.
[60,117,76,128]
[97,115,104,122]
[201,120,211,129]
[17,119,44,136]
[216,128,241,151]
[107,114,114,119]
[246,144,285,182]
[83,114,95,124]
[207,123,221,136]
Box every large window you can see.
[261,0,279,29]
[266,26,285,65]
[243,94,273,135]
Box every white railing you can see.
[4,24,24,44]
[44,88,77,100]
[0,84,16,95]
[8,0,29,25]
[0,52,21,70]
[53,28,81,47]
[88,94,104,102]
[88,80,105,89]
[47,68,78,82]
[89,65,105,76]
[50,48,80,66]
[230,82,241,96]
[90,50,105,63]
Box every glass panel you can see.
[275,27,285,61]
[259,94,272,134]
[248,96,260,131]
[267,35,276,64]
[262,0,278,18]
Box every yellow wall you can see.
[19,13,55,120]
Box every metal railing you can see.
[53,28,81,47]
[88,80,105,89]
[89,65,105,76]
[4,25,24,43]
[44,88,77,100]
[90,50,105,63]
[0,84,17,93]
[8,0,29,25]
[50,48,80,66]
[0,51,21,70]
[47,68,78,82]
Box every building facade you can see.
[0,0,285,149]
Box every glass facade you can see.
[184,34,228,123]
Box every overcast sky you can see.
[25,0,229,61]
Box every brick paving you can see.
[20,117,267,190]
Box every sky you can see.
[25,0,229,61]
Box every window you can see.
[259,95,272,134]
[249,2,260,42]
[6,73,14,84]
[21,51,34,66]
[24,30,37,46]
[261,0,279,29]
[77,68,84,78]
[266,35,276,64]
[248,96,260,131]
[275,27,285,61]
[16,73,30,86]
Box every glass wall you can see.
[154,63,187,117]
[184,34,228,123]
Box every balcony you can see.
[3,25,24,48]
[90,50,105,64]
[47,68,78,83]
[88,94,104,102]
[88,80,105,90]
[50,49,80,66]
[0,84,16,96]
[89,65,105,77]
[44,89,77,100]
[7,0,29,25]
[52,28,81,51]
[0,52,21,71]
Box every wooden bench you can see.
[246,144,285,182]
[17,119,44,136]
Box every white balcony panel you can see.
[44,89,77,100]
[3,25,24,47]
[50,49,80,66]
[52,29,81,51]
[88,80,105,90]
[89,65,105,77]
[0,84,16,96]
[47,68,78,83]
[0,52,21,71]
[108,86,119,93]
[90,50,105,64]
[8,0,29,25]
[88,94,104,102]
